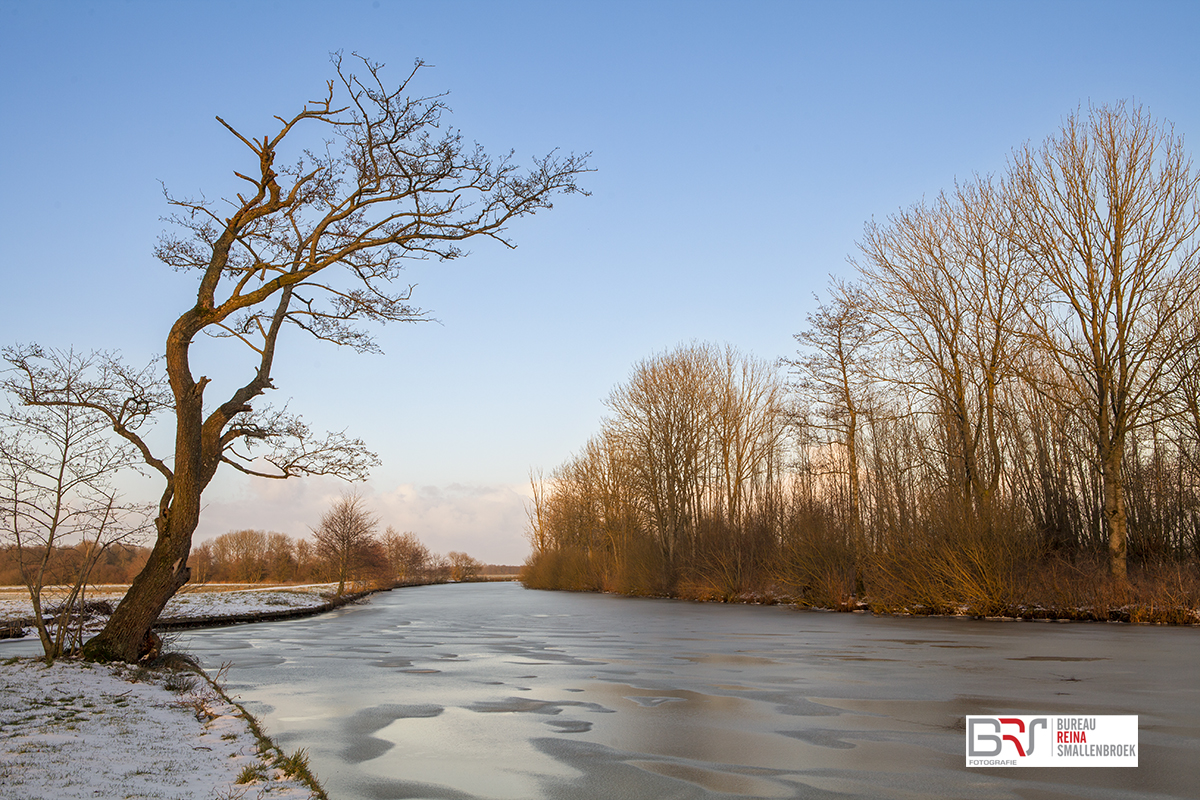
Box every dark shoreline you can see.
[0,579,474,639]
[152,578,488,630]
[519,583,1200,626]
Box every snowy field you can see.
[0,584,337,639]
[0,585,341,799]
[0,658,320,800]
[160,584,335,620]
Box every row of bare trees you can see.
[0,543,149,591]
[524,103,1200,618]
[189,519,447,593]
[306,493,485,592]
[187,492,485,594]
[524,342,787,597]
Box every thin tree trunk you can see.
[1102,446,1129,584]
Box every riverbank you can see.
[520,556,1200,625]
[0,580,489,798]
[0,580,445,640]
[0,582,424,798]
[522,582,1200,625]
[0,654,325,800]
[0,583,333,640]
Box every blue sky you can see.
[3,1,1200,563]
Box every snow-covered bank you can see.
[0,584,339,641]
[162,584,335,619]
[0,657,322,800]
[0,585,359,798]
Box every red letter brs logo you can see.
[968,717,1049,757]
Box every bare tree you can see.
[294,537,318,582]
[381,526,430,581]
[211,529,269,582]
[787,281,876,544]
[1166,298,1200,519]
[1,348,151,662]
[425,552,452,582]
[189,539,215,584]
[447,550,482,581]
[606,344,714,567]
[855,178,1028,527]
[1006,102,1200,582]
[709,345,785,528]
[9,53,587,662]
[264,531,297,581]
[524,469,552,557]
[785,282,880,595]
[313,492,379,595]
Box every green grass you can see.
[191,661,331,800]
[275,747,320,783]
[235,763,267,784]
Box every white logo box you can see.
[965,715,1138,767]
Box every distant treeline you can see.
[0,542,149,587]
[189,528,483,586]
[523,106,1200,623]
[1,531,490,589]
[478,564,522,576]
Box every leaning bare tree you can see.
[11,52,588,662]
[1006,103,1200,584]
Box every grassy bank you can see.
[522,547,1200,625]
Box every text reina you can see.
[1055,718,1095,745]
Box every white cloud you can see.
[375,483,531,564]
[193,476,532,565]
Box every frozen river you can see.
[176,582,1194,799]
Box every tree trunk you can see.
[81,464,202,661]
[1102,447,1129,585]
[846,407,865,597]
[83,330,208,662]
[81,530,189,661]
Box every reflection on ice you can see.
[180,582,1196,800]
[628,759,794,797]
[624,695,687,707]
[466,697,612,716]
